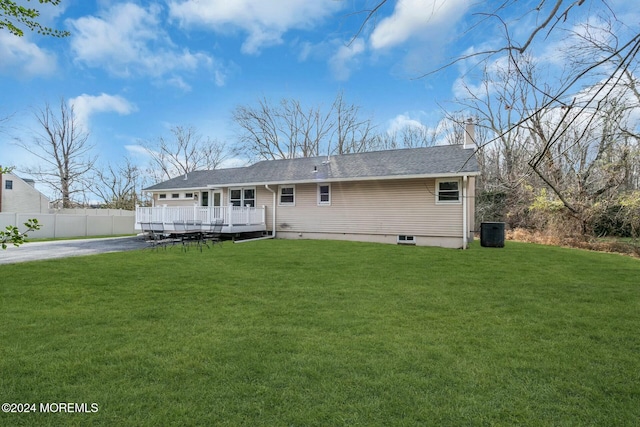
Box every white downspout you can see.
[234,185,277,244]
[265,185,276,238]
[462,175,468,250]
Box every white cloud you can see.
[69,93,137,128]
[329,39,365,81]
[68,3,216,81]
[218,157,249,169]
[370,0,470,50]
[124,144,151,158]
[386,113,428,134]
[168,0,344,54]
[33,0,69,24]
[165,76,192,92]
[0,32,57,77]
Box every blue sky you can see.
[1,0,637,185]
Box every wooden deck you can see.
[135,205,267,234]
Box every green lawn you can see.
[1,240,639,426]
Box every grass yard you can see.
[1,239,639,426]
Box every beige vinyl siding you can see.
[276,178,463,237]
[1,173,50,214]
[255,186,275,230]
[152,194,197,207]
[152,187,275,219]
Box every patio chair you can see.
[185,220,202,231]
[173,220,203,251]
[202,219,224,247]
[144,222,172,250]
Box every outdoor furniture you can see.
[202,219,223,247]
[172,221,205,251]
[141,222,173,250]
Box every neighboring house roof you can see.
[144,144,479,191]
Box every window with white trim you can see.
[5,180,13,190]
[397,235,415,245]
[230,187,256,207]
[318,184,331,205]
[436,179,461,204]
[279,185,295,206]
[159,194,166,199]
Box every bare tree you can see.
[355,3,638,138]
[92,158,149,209]
[454,48,639,232]
[455,55,537,193]
[374,122,440,150]
[142,125,228,181]
[525,89,638,232]
[353,1,640,231]
[16,99,95,208]
[232,92,376,160]
[330,91,377,154]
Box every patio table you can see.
[171,221,205,251]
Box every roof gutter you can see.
[201,172,481,190]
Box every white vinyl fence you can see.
[0,209,135,239]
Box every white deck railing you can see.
[135,205,266,231]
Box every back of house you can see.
[139,143,480,248]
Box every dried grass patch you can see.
[506,228,640,258]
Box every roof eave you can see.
[204,171,481,188]
[144,185,212,193]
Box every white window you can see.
[5,180,13,190]
[318,184,331,205]
[436,179,461,204]
[185,192,194,198]
[279,185,295,206]
[171,193,180,199]
[230,187,256,207]
[397,235,415,245]
[159,194,167,199]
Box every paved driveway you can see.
[0,236,149,265]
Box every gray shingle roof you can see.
[144,144,479,191]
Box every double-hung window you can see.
[230,187,256,207]
[279,185,295,206]
[436,179,461,204]
[318,184,331,205]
